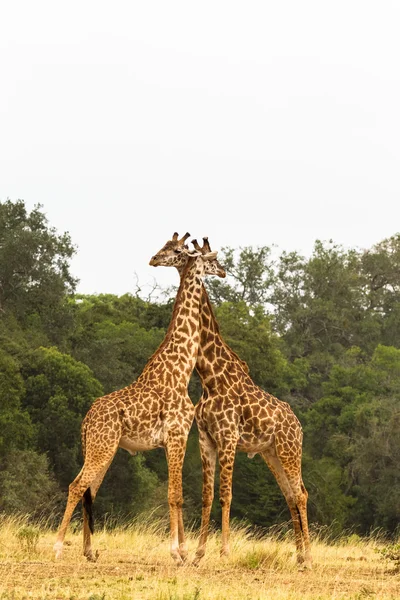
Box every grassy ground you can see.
[0,515,399,600]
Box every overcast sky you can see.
[1,1,399,296]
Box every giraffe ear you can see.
[203,251,218,260]
[187,249,202,257]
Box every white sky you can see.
[1,1,399,296]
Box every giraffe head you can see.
[149,232,192,269]
[190,237,226,278]
[150,232,226,278]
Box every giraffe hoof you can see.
[220,545,230,558]
[179,547,188,562]
[298,562,312,572]
[173,557,184,567]
[192,548,205,567]
[192,557,201,567]
[171,550,184,566]
[85,550,99,563]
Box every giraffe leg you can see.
[82,455,115,562]
[54,468,90,559]
[296,479,312,569]
[261,451,312,569]
[54,445,118,560]
[177,508,187,561]
[165,436,187,565]
[193,429,217,566]
[218,441,236,558]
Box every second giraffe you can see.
[151,234,312,570]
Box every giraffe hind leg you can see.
[193,429,217,566]
[82,456,115,562]
[54,467,91,559]
[217,441,237,559]
[83,488,94,534]
[261,451,312,569]
[54,446,118,560]
[295,479,312,569]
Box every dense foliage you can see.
[0,199,399,536]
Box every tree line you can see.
[0,199,399,536]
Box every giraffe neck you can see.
[141,257,204,379]
[196,285,249,384]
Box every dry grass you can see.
[0,514,399,600]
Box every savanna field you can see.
[0,515,399,600]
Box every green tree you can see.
[349,397,400,532]
[272,241,363,361]
[0,450,62,518]
[303,345,400,532]
[359,234,400,349]
[94,451,159,520]
[231,453,287,527]
[0,349,34,456]
[205,245,275,307]
[68,294,167,393]
[0,199,76,344]
[21,346,103,487]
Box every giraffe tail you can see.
[83,488,94,534]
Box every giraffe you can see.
[152,235,312,570]
[53,233,225,565]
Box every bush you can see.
[0,449,62,519]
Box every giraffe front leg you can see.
[166,437,187,566]
[176,437,191,562]
[193,429,217,566]
[218,442,236,559]
[177,508,188,562]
